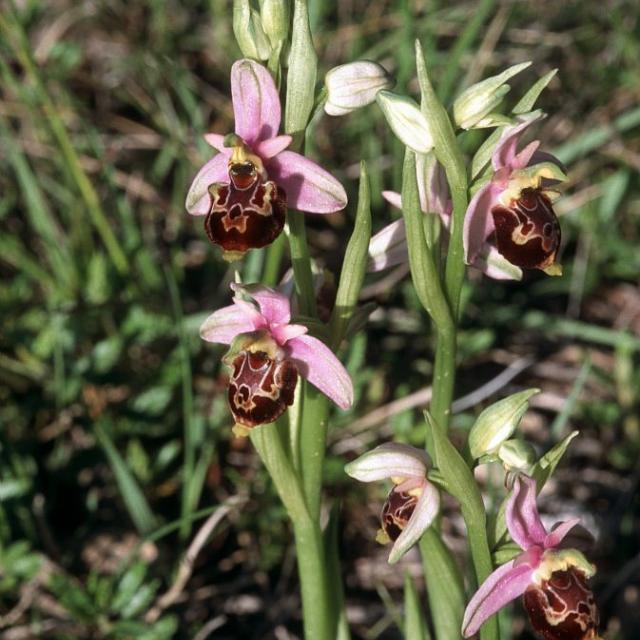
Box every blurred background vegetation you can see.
[1,0,639,638]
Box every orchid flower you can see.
[200,284,353,435]
[463,113,568,277]
[186,59,348,260]
[462,475,600,640]
[368,155,523,280]
[345,443,440,564]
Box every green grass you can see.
[1,1,640,638]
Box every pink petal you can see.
[368,218,408,272]
[286,334,353,409]
[271,323,308,345]
[492,113,542,171]
[266,151,348,213]
[254,135,292,159]
[199,302,262,344]
[235,284,291,325]
[506,475,548,550]
[462,560,535,638]
[231,59,281,146]
[513,140,540,170]
[473,244,523,281]
[344,442,430,482]
[204,133,227,152]
[463,182,499,264]
[185,152,230,216]
[389,480,440,564]
[544,518,581,550]
[382,190,402,210]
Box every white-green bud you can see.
[325,61,394,116]
[376,90,434,154]
[260,0,289,48]
[233,0,271,61]
[468,388,540,459]
[453,62,532,130]
[498,439,537,470]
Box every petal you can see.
[506,475,547,550]
[462,560,535,638]
[254,135,292,159]
[492,112,542,171]
[286,334,353,409]
[185,153,230,216]
[544,518,581,550]
[199,302,262,344]
[231,58,281,146]
[204,133,227,152]
[389,481,440,564]
[344,442,430,482]
[513,140,540,170]
[463,182,499,263]
[382,190,402,210]
[266,151,348,213]
[473,244,523,281]
[233,284,291,325]
[271,323,308,345]
[368,218,408,272]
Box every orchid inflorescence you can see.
[186,15,600,639]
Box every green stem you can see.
[250,426,333,640]
[286,213,318,317]
[298,386,329,520]
[294,520,334,640]
[430,327,456,432]
[262,234,285,287]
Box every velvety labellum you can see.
[205,161,287,256]
[523,567,599,640]
[228,350,297,427]
[491,187,560,270]
[381,489,418,542]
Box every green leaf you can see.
[404,572,431,640]
[329,161,372,349]
[111,562,148,614]
[512,69,558,115]
[95,421,158,534]
[419,530,464,640]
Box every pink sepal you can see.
[185,153,229,216]
[266,151,348,213]
[230,59,281,146]
[506,475,547,550]
[462,560,534,637]
[287,334,353,409]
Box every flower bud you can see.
[453,62,532,130]
[468,388,540,459]
[233,0,271,61]
[260,0,289,48]
[498,439,537,471]
[376,90,434,154]
[523,566,599,640]
[325,61,394,116]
